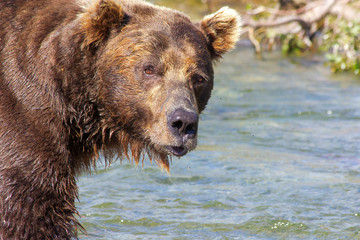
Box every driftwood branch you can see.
[239,0,360,54]
[243,0,337,29]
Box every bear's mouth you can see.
[166,145,188,157]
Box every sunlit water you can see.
[77,46,360,239]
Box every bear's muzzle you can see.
[166,108,199,156]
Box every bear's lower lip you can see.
[166,146,188,157]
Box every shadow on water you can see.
[77,45,360,239]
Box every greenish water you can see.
[77,47,360,239]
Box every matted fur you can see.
[0,0,240,239]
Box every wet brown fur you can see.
[0,0,240,239]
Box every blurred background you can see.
[77,1,360,239]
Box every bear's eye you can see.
[196,76,205,83]
[192,75,206,86]
[144,66,155,75]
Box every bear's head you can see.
[79,0,240,170]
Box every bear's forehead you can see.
[108,1,212,71]
[138,29,211,72]
[125,2,206,46]
[132,18,208,59]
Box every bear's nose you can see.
[168,109,198,140]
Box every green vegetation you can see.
[323,20,360,75]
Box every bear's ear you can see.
[80,0,127,50]
[200,7,241,60]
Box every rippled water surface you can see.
[77,47,360,239]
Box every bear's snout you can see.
[167,108,198,156]
[168,108,198,140]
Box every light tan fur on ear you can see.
[201,7,241,59]
[79,0,126,50]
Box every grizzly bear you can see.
[0,0,240,238]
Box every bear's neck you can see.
[16,5,105,171]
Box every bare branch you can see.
[243,0,338,30]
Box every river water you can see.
[77,46,360,239]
